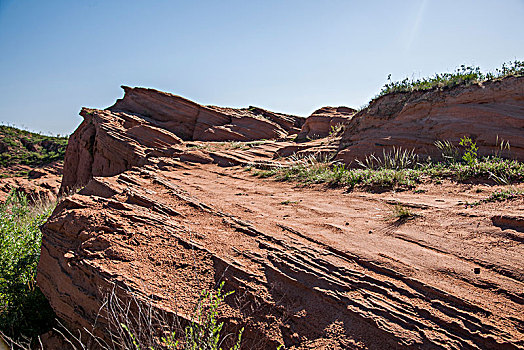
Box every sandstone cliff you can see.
[336,76,524,163]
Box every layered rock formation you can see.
[109,86,304,142]
[336,76,524,163]
[38,83,524,349]
[295,106,356,141]
[0,161,62,202]
[60,87,304,193]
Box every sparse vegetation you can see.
[0,191,57,343]
[355,147,419,170]
[484,188,524,203]
[70,282,243,350]
[379,60,524,97]
[389,204,416,221]
[0,125,68,169]
[252,140,524,192]
[329,123,345,136]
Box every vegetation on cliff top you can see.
[378,60,524,97]
[0,125,68,171]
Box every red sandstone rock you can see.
[296,106,356,141]
[109,86,304,142]
[60,88,304,193]
[335,76,524,164]
[38,163,524,349]
[0,162,62,202]
[37,82,524,349]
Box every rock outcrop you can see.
[60,87,304,193]
[37,83,524,349]
[295,106,356,141]
[0,161,62,202]
[336,76,524,163]
[109,86,304,142]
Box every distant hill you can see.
[0,125,68,172]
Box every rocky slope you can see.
[335,76,524,163]
[0,161,62,202]
[37,83,524,349]
[0,125,66,201]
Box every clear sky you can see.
[1,0,523,135]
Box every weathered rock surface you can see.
[60,87,304,193]
[336,76,524,163]
[296,106,356,141]
[0,161,62,202]
[109,86,304,142]
[38,83,524,349]
[38,161,524,349]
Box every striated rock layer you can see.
[60,87,304,193]
[38,83,524,349]
[38,162,524,349]
[109,86,304,142]
[336,76,524,163]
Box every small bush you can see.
[459,136,478,166]
[0,191,57,342]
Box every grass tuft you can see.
[389,204,416,221]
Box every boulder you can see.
[296,106,356,141]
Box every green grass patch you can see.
[484,188,524,203]
[251,154,524,192]
[0,125,68,168]
[0,191,56,342]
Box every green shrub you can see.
[0,191,56,341]
[118,281,243,350]
[459,136,478,166]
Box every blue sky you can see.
[1,0,523,135]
